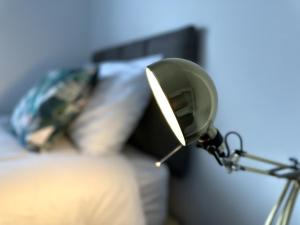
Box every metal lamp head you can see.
[146,58,218,146]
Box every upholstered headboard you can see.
[92,26,204,178]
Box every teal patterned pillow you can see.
[11,67,97,151]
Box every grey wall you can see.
[90,1,300,225]
[0,0,91,113]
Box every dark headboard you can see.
[92,26,203,178]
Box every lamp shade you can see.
[146,58,218,146]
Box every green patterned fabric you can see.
[11,67,97,151]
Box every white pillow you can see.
[70,55,163,155]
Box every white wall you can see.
[91,1,300,224]
[0,0,91,113]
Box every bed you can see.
[0,26,202,225]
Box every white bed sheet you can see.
[0,150,145,225]
[123,146,169,225]
[0,116,169,225]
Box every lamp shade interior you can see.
[146,68,186,146]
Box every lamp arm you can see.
[197,130,300,180]
[197,133,300,225]
[221,150,300,180]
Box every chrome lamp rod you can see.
[215,148,300,225]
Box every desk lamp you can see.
[146,58,300,225]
